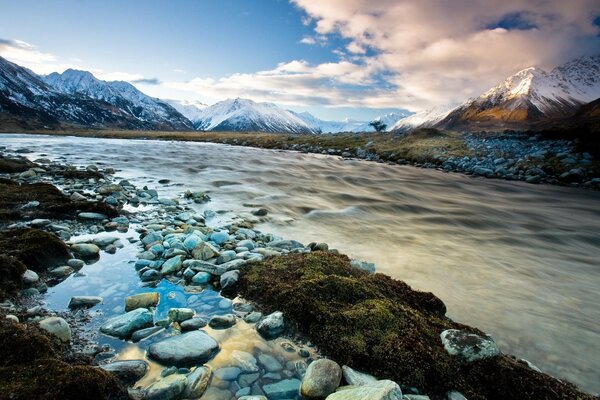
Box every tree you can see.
[369,120,387,132]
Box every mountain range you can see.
[0,54,599,133]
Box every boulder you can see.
[167,307,194,322]
[192,242,219,260]
[148,331,219,367]
[301,359,342,398]
[220,270,239,291]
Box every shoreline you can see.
[1,129,599,190]
[0,150,597,399]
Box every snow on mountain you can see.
[165,99,207,123]
[43,69,193,130]
[292,111,411,133]
[194,98,318,134]
[391,106,456,132]
[438,55,600,130]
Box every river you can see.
[2,133,599,393]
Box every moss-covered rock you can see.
[238,252,593,400]
[0,254,26,300]
[0,228,70,272]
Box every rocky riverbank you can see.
[0,149,596,400]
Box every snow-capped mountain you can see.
[193,98,318,134]
[390,106,456,132]
[0,56,147,129]
[292,111,410,133]
[165,99,207,124]
[438,55,600,130]
[43,69,192,130]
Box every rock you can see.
[78,212,108,220]
[100,308,154,339]
[182,366,211,398]
[326,380,402,400]
[220,269,239,291]
[446,390,468,400]
[98,184,123,195]
[208,314,237,329]
[167,307,194,322]
[125,292,160,311]
[244,311,262,323]
[231,350,259,372]
[142,232,163,246]
[238,397,267,400]
[252,208,268,216]
[70,192,86,201]
[5,315,18,323]
[161,255,184,275]
[473,167,493,177]
[180,317,207,331]
[191,271,212,284]
[262,378,301,400]
[67,258,85,269]
[210,231,230,245]
[216,250,236,264]
[214,367,241,380]
[258,354,283,372]
[301,359,342,398]
[256,311,285,339]
[268,240,305,251]
[440,329,500,362]
[71,243,101,259]
[237,239,256,250]
[148,331,219,367]
[341,365,377,386]
[39,317,71,343]
[68,296,103,309]
[141,269,160,282]
[131,326,163,342]
[49,266,74,277]
[22,269,39,285]
[144,373,187,400]
[349,260,376,273]
[99,360,149,385]
[191,242,219,260]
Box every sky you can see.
[0,0,599,121]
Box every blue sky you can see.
[1,0,599,121]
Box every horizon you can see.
[0,0,599,121]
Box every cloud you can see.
[299,36,316,45]
[131,77,161,85]
[291,0,600,110]
[0,38,57,71]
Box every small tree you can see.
[369,120,387,132]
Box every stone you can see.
[220,270,239,291]
[98,183,123,195]
[22,269,39,285]
[341,365,377,386]
[238,372,260,387]
[326,380,402,400]
[167,307,195,322]
[208,314,237,329]
[440,329,501,362]
[258,354,283,372]
[100,308,154,339]
[49,266,74,277]
[68,296,103,309]
[142,232,163,246]
[39,316,71,343]
[446,390,468,400]
[141,269,160,282]
[148,330,219,367]
[191,271,212,284]
[70,192,86,201]
[144,373,187,400]
[99,360,149,385]
[5,315,18,323]
[350,260,376,273]
[214,367,242,380]
[182,366,211,398]
[231,350,259,372]
[191,241,219,260]
[67,259,85,269]
[216,250,236,264]
[161,255,184,275]
[237,239,255,250]
[262,378,301,400]
[244,312,262,323]
[210,231,230,245]
[71,243,100,259]
[256,311,285,339]
[301,359,342,398]
[180,317,208,331]
[125,292,159,311]
[268,240,305,251]
[238,396,267,400]
[78,212,108,220]
[252,208,268,216]
[131,326,163,342]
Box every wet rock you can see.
[178,317,206,332]
[67,258,85,269]
[100,360,149,385]
[440,329,501,362]
[350,259,376,273]
[131,326,163,342]
[341,365,377,386]
[71,243,100,259]
[446,390,468,400]
[161,255,184,275]
[191,242,219,260]
[252,208,268,216]
[22,269,39,285]
[167,307,194,322]
[231,350,259,372]
[144,373,187,400]
[141,269,160,282]
[125,292,160,311]
[326,380,402,400]
[49,265,74,277]
[262,378,301,400]
[238,396,267,400]
[244,311,262,323]
[268,240,305,251]
[301,359,342,398]
[216,250,236,264]
[182,366,211,398]
[68,296,103,309]
[214,367,242,380]
[148,330,219,367]
[210,231,230,245]
[191,271,212,284]
[100,308,154,339]
[142,232,163,247]
[258,354,283,372]
[220,269,239,291]
[38,316,71,343]
[208,314,237,329]
[78,212,108,220]
[256,311,284,339]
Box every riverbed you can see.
[2,133,599,393]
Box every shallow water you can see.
[2,133,600,393]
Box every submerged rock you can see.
[148,330,219,367]
[182,366,211,398]
[144,373,187,400]
[68,296,103,309]
[100,308,154,339]
[262,378,301,400]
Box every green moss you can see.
[238,252,593,400]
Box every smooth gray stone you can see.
[99,360,149,385]
[100,308,154,339]
[148,331,219,367]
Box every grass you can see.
[238,252,594,400]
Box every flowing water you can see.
[2,134,599,393]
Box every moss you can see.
[0,320,127,400]
[0,228,70,272]
[238,252,593,400]
[0,180,118,222]
[0,255,27,300]
[0,155,35,173]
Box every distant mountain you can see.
[437,55,600,131]
[193,98,318,134]
[165,99,207,124]
[390,106,455,132]
[292,110,410,133]
[43,69,192,130]
[0,56,149,130]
